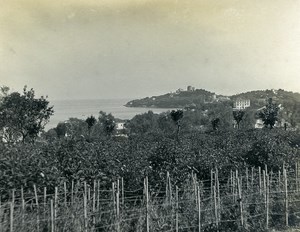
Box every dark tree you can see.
[258,98,280,129]
[0,86,54,143]
[211,118,220,131]
[99,111,116,136]
[85,115,96,138]
[233,110,245,129]
[55,122,67,138]
[170,109,183,141]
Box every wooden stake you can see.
[237,177,243,227]
[270,170,273,189]
[117,179,120,197]
[84,182,88,232]
[194,173,197,205]
[43,187,47,214]
[145,176,149,232]
[266,174,269,230]
[116,191,120,232]
[54,186,58,228]
[43,187,47,226]
[166,172,169,201]
[216,174,220,221]
[246,167,249,190]
[169,173,172,205]
[176,186,179,232]
[229,170,233,194]
[166,172,172,204]
[33,184,40,232]
[112,182,116,215]
[93,180,96,229]
[64,182,67,207]
[235,170,239,202]
[71,180,74,205]
[10,202,13,232]
[284,168,289,227]
[213,185,218,228]
[263,170,266,203]
[97,180,100,212]
[232,171,235,202]
[211,170,214,203]
[121,177,124,206]
[50,200,54,232]
[197,186,201,232]
[259,167,262,194]
[278,170,281,190]
[21,187,25,225]
[296,162,298,192]
[0,196,2,232]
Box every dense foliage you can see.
[258,98,280,129]
[1,129,299,198]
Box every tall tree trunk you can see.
[176,121,180,142]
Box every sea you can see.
[46,99,173,131]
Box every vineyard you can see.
[1,164,300,231]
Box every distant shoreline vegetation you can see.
[125,87,300,110]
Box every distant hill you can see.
[125,88,229,108]
[126,88,300,109]
[231,89,300,108]
[125,88,300,127]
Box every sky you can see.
[1,0,300,100]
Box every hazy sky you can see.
[1,0,300,100]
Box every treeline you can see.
[44,102,254,141]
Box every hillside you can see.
[125,88,228,108]
[126,88,300,127]
[231,89,300,108]
[126,88,300,109]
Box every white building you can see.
[233,99,250,110]
[116,122,125,130]
[187,86,195,92]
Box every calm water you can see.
[46,99,173,130]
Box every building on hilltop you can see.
[175,88,184,94]
[187,86,195,92]
[233,99,251,110]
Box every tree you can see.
[170,109,183,141]
[85,115,96,138]
[64,118,88,138]
[126,111,159,135]
[55,122,68,138]
[0,86,54,143]
[98,111,116,136]
[157,112,175,133]
[233,110,245,129]
[258,98,280,129]
[0,86,9,103]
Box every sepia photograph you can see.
[1,0,300,231]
